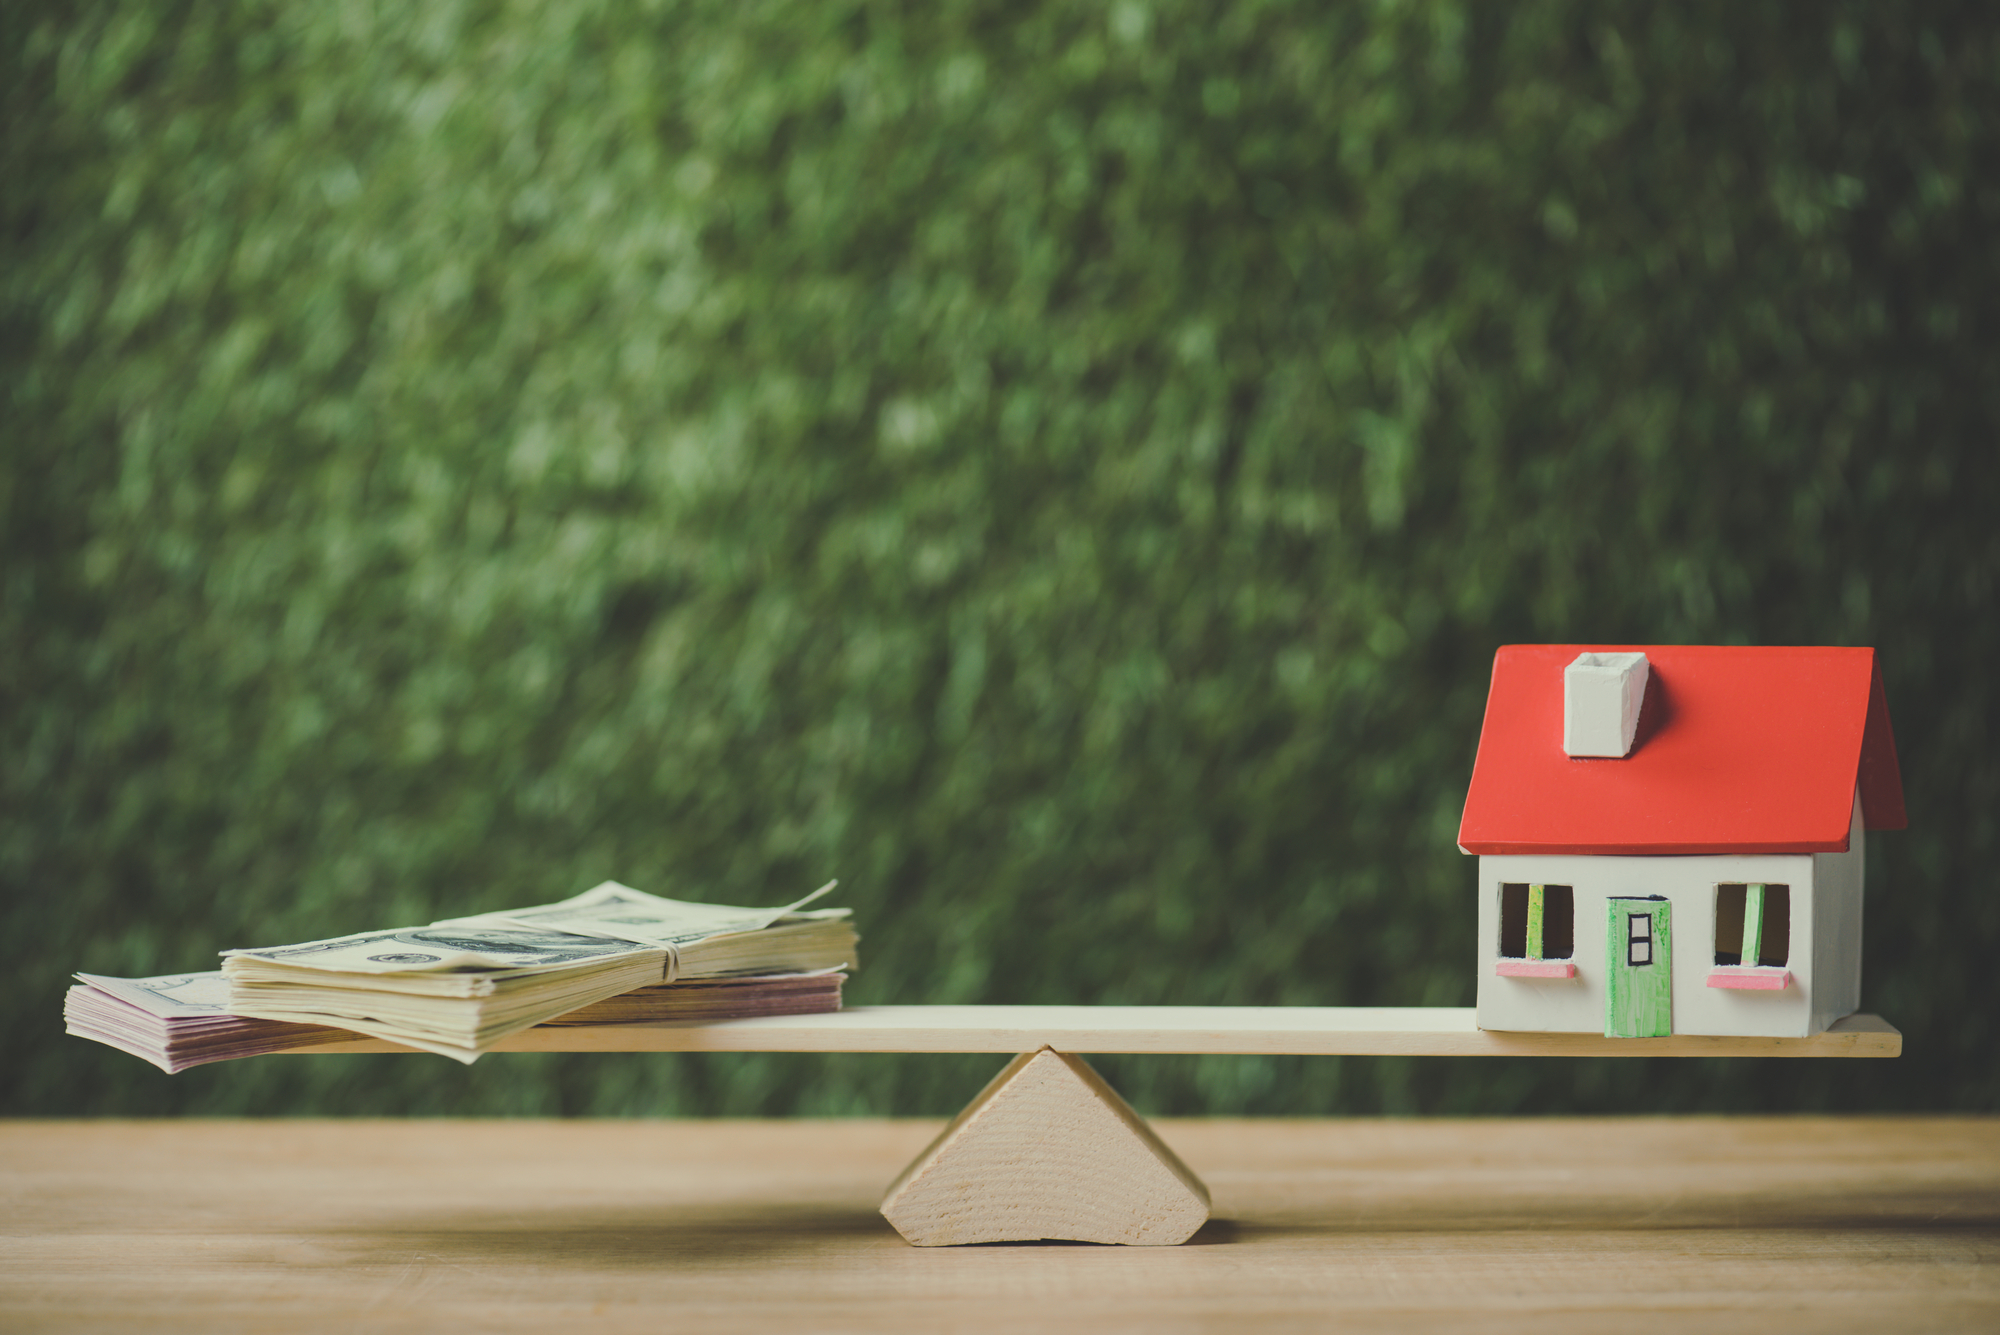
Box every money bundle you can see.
[66,967,846,1073]
[435,879,857,978]
[543,970,844,1025]
[220,929,670,1063]
[216,880,858,1064]
[65,971,363,1073]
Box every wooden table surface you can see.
[4,1116,1995,1333]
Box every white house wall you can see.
[1475,852,1821,1038]
[1810,791,1867,1034]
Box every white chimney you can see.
[1563,651,1649,757]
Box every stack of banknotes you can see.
[67,880,857,1069]
[66,971,364,1072]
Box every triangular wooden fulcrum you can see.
[879,1046,1211,1246]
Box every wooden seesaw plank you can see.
[288,1006,1901,1058]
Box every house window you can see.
[1627,913,1653,966]
[1714,884,1790,967]
[1499,883,1573,959]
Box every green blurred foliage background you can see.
[5,1,1995,1119]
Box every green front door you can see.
[1606,897,1672,1038]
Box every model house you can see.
[1458,645,1905,1038]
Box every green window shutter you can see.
[1740,883,1765,967]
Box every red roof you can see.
[1457,645,1906,856]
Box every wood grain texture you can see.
[880,1048,1211,1246]
[3,1117,1993,1334]
[285,1006,1902,1058]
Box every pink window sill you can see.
[1706,966,1792,991]
[1494,960,1577,979]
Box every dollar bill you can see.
[76,970,238,1016]
[434,880,858,982]
[436,879,843,949]
[219,922,668,978]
